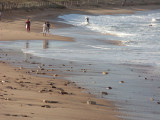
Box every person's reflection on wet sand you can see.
[43,40,49,49]
[26,41,29,49]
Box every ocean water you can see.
[0,9,160,120]
[57,10,160,67]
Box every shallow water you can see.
[58,9,160,67]
[0,9,160,120]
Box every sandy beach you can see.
[1,4,160,120]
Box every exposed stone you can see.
[43,100,58,103]
[150,97,154,101]
[102,72,108,75]
[1,80,6,83]
[39,89,46,93]
[51,86,56,88]
[87,100,96,105]
[53,74,58,77]
[19,66,23,70]
[4,98,11,100]
[50,83,54,85]
[119,81,124,83]
[41,64,45,66]
[59,91,68,95]
[48,90,53,92]
[101,92,108,95]
[157,102,160,104]
[41,105,51,108]
[106,86,112,90]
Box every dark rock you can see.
[41,105,51,108]
[157,102,160,104]
[87,100,96,105]
[43,100,58,103]
[101,92,108,95]
[106,86,112,90]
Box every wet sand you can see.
[1,5,160,120]
[0,50,121,120]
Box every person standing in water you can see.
[86,17,89,24]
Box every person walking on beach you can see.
[43,22,47,36]
[46,22,51,35]
[25,19,31,32]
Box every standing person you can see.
[0,11,2,21]
[43,22,47,36]
[122,0,127,6]
[46,22,51,35]
[85,17,89,24]
[25,19,31,32]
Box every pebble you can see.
[106,87,112,90]
[19,66,23,70]
[51,86,56,88]
[1,80,6,83]
[41,105,51,108]
[59,91,68,95]
[4,98,11,100]
[43,100,58,103]
[53,74,58,77]
[150,97,154,101]
[101,92,108,95]
[87,100,96,105]
[119,81,124,83]
[102,72,108,75]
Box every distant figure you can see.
[0,11,2,21]
[25,19,31,32]
[46,22,51,35]
[122,0,127,6]
[86,17,89,24]
[43,22,47,36]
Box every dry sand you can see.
[1,5,160,120]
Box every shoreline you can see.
[1,5,160,120]
[0,48,121,120]
[1,5,160,42]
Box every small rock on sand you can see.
[150,97,154,101]
[41,105,51,108]
[106,87,112,90]
[119,81,124,83]
[43,100,58,103]
[53,74,58,77]
[4,98,11,100]
[102,72,108,75]
[101,92,108,95]
[87,100,96,105]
